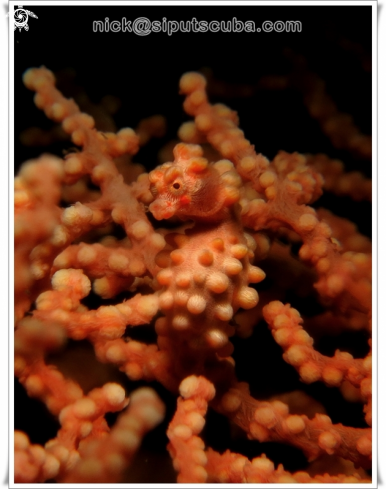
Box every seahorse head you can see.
[148,143,242,221]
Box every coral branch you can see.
[61,387,165,483]
[215,386,371,468]
[167,376,215,483]
[14,65,371,483]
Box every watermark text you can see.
[93,17,302,36]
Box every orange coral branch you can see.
[14,66,372,483]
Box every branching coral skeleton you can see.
[14,67,372,483]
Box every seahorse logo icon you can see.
[8,5,38,31]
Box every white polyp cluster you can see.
[77,245,98,266]
[52,269,91,298]
[179,376,216,401]
[72,398,97,419]
[103,383,126,406]
[62,203,93,228]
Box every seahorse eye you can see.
[170,180,184,195]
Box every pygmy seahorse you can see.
[148,143,265,372]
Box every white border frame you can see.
[6,1,380,488]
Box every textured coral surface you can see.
[13,5,372,485]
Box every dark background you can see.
[14,3,373,483]
[14,5,372,164]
